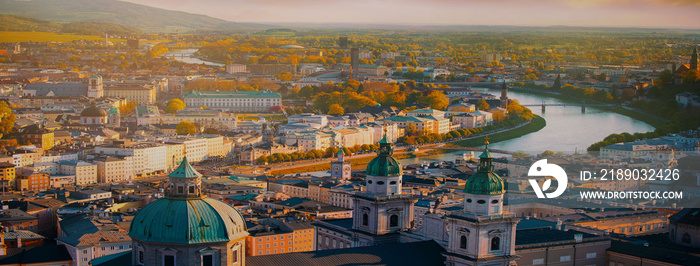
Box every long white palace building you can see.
[183,90,282,112]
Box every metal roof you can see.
[167,156,202,179]
[247,240,446,266]
[128,197,248,244]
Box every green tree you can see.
[552,74,562,90]
[405,123,418,136]
[477,99,490,110]
[658,69,674,88]
[328,104,345,116]
[165,98,186,114]
[298,86,315,99]
[0,101,16,136]
[540,150,555,157]
[176,121,197,135]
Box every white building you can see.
[94,140,167,177]
[58,161,97,186]
[183,90,281,112]
[165,137,208,163]
[139,110,237,130]
[93,156,134,183]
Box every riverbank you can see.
[508,87,665,129]
[450,115,546,147]
[270,153,414,175]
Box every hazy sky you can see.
[122,0,700,28]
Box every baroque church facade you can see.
[315,135,519,265]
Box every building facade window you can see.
[389,215,399,227]
[164,255,175,266]
[202,255,213,266]
[460,235,467,249]
[682,233,691,244]
[362,213,368,226]
[491,237,500,251]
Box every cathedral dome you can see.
[128,197,248,244]
[463,143,504,195]
[463,171,504,195]
[80,103,107,117]
[366,156,402,177]
[128,156,247,244]
[365,134,402,177]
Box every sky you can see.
[121,0,700,28]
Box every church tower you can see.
[500,81,509,109]
[107,107,120,128]
[330,148,351,180]
[352,132,417,246]
[443,139,519,266]
[88,75,103,98]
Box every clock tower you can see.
[88,75,103,98]
[331,149,351,180]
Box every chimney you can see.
[555,218,563,230]
[574,234,583,243]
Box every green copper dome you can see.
[366,132,402,176]
[129,154,247,244]
[169,156,202,179]
[128,197,247,244]
[463,143,504,195]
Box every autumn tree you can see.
[328,104,345,116]
[418,90,449,110]
[165,98,186,114]
[477,99,490,110]
[0,101,16,137]
[118,101,138,116]
[176,121,197,135]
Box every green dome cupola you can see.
[128,152,248,245]
[463,138,504,195]
[365,132,402,177]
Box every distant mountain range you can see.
[0,0,267,33]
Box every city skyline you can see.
[120,0,700,29]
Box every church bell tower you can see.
[443,138,519,266]
[352,131,417,246]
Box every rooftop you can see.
[247,240,446,266]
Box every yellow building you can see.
[104,84,157,105]
[283,221,314,252]
[20,128,54,151]
[245,221,314,257]
[0,162,16,191]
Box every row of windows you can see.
[531,252,596,264]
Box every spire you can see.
[478,137,494,172]
[463,137,504,195]
[168,156,202,179]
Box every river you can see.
[163,49,653,160]
[400,88,655,164]
[164,49,224,66]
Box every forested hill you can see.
[0,0,267,33]
[0,15,142,36]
